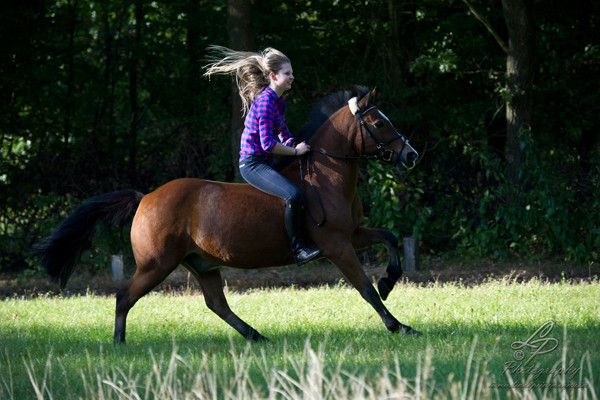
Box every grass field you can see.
[1,278,598,399]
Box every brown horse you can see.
[36,87,421,343]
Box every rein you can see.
[311,149,382,161]
[299,98,409,227]
[299,152,326,227]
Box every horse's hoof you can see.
[113,336,126,345]
[247,331,269,342]
[405,327,422,336]
[391,324,422,337]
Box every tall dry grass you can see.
[13,336,596,400]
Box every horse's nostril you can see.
[407,152,418,163]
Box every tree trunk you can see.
[186,1,202,123]
[387,0,401,81]
[227,0,254,180]
[184,0,203,178]
[502,0,535,184]
[128,0,143,179]
[64,0,78,158]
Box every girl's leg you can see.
[239,157,301,201]
[240,158,321,265]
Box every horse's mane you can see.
[275,85,369,171]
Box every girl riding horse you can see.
[36,83,421,343]
[203,46,322,266]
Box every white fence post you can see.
[111,254,124,281]
[403,237,419,273]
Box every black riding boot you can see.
[284,199,322,266]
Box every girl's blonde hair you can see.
[203,45,291,115]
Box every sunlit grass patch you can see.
[1,280,598,399]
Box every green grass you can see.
[0,279,598,399]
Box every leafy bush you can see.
[362,131,599,264]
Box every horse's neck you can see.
[309,120,361,199]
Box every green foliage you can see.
[492,134,600,263]
[361,0,599,264]
[365,162,431,240]
[1,0,599,272]
[364,131,599,263]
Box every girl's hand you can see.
[295,142,311,155]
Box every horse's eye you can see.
[374,121,385,129]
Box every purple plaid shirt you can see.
[239,87,295,163]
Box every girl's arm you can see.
[271,142,297,156]
[271,142,311,156]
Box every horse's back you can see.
[131,178,292,268]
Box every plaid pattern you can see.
[239,87,295,163]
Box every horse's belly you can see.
[193,211,293,268]
[189,181,293,268]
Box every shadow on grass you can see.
[3,316,598,360]
[2,316,598,399]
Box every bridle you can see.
[312,97,410,166]
[300,97,413,227]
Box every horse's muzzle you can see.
[396,147,419,171]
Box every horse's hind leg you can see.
[183,255,268,342]
[114,259,178,344]
[352,227,402,301]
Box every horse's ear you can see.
[359,88,377,108]
[368,88,377,104]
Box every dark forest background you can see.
[1,0,598,273]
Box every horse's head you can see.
[348,90,418,171]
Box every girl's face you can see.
[269,63,294,95]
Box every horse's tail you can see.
[35,190,145,289]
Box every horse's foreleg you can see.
[352,227,402,301]
[183,259,268,342]
[331,245,420,336]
